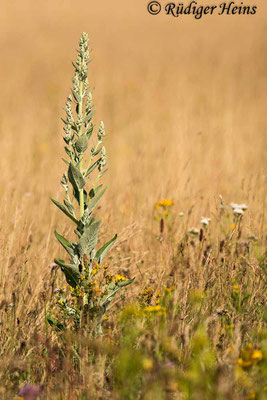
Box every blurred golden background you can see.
[0,0,266,294]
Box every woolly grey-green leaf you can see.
[71,88,81,103]
[85,125,94,140]
[75,134,88,153]
[51,198,78,224]
[88,184,103,199]
[83,110,94,124]
[85,158,101,177]
[77,220,101,256]
[62,158,70,167]
[68,163,86,191]
[64,147,72,158]
[117,277,135,288]
[54,230,75,257]
[87,187,107,214]
[95,234,117,263]
[54,258,80,288]
[64,199,75,215]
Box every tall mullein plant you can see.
[51,33,133,332]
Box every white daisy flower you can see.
[233,207,244,216]
[230,202,248,211]
[188,227,199,235]
[200,217,211,226]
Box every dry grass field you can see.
[0,1,266,399]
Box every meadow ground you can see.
[0,1,266,399]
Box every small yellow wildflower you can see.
[251,350,263,361]
[246,393,256,400]
[92,269,98,276]
[237,343,263,369]
[142,358,154,371]
[230,223,235,230]
[94,285,101,294]
[57,300,64,306]
[237,358,252,368]
[80,274,86,280]
[70,286,82,297]
[163,210,169,217]
[144,305,166,315]
[233,285,240,294]
[164,286,175,293]
[154,199,174,209]
[115,275,126,282]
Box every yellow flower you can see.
[164,286,175,293]
[230,223,235,230]
[237,358,252,368]
[154,199,174,209]
[144,305,166,315]
[163,210,169,217]
[115,275,126,282]
[233,285,240,294]
[246,393,256,400]
[57,300,64,306]
[237,343,263,369]
[92,269,98,276]
[142,358,154,370]
[251,350,263,361]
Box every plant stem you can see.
[78,80,84,219]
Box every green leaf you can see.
[54,258,80,288]
[89,184,102,199]
[47,316,64,331]
[85,158,101,177]
[83,110,94,124]
[68,163,86,191]
[54,230,75,257]
[85,125,94,140]
[117,277,135,288]
[77,220,101,256]
[95,184,103,194]
[71,89,81,103]
[101,287,120,310]
[75,134,88,153]
[89,188,95,199]
[87,187,107,214]
[62,158,70,166]
[71,123,78,133]
[92,148,101,156]
[64,147,72,158]
[100,168,108,177]
[95,234,117,263]
[64,199,74,215]
[51,198,78,225]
